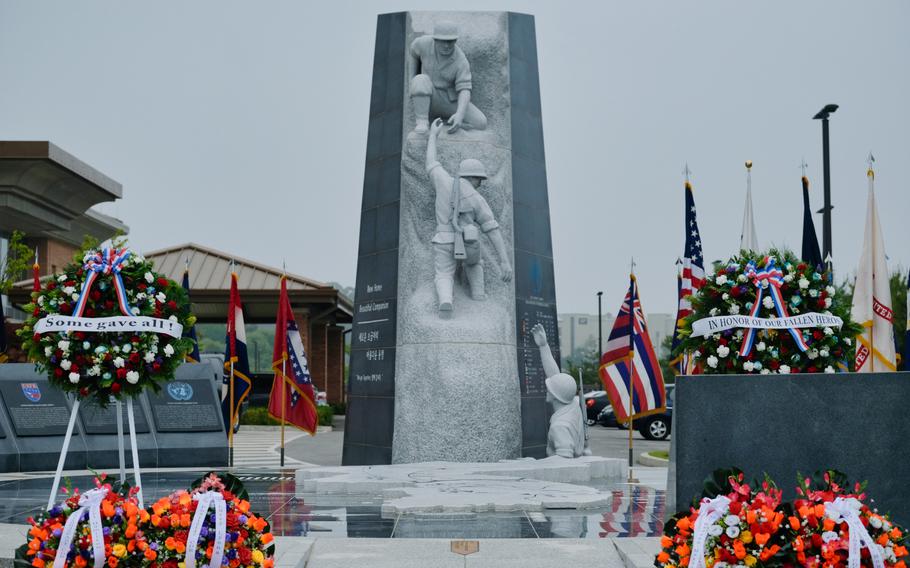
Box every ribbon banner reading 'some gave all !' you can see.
[691,312,843,338]
[34,315,184,339]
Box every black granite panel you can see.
[347,349,396,397]
[513,202,553,256]
[82,395,157,469]
[513,251,557,303]
[147,378,223,433]
[343,12,406,466]
[511,154,549,208]
[0,379,73,437]
[521,396,549,459]
[674,373,910,526]
[79,397,150,435]
[511,111,545,162]
[354,249,398,302]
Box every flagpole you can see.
[627,258,638,484]
[866,155,875,363]
[228,259,235,469]
[280,263,287,468]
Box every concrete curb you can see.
[636,452,669,467]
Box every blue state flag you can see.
[181,268,201,362]
[222,272,252,432]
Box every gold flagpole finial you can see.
[867,152,875,178]
[745,160,753,170]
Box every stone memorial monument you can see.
[344,12,559,465]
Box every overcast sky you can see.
[1,1,907,315]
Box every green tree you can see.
[0,231,31,294]
[563,346,601,392]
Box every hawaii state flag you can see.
[268,276,318,434]
[599,275,666,423]
[851,166,896,372]
[222,271,253,431]
[181,265,200,362]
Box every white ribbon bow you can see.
[825,497,885,568]
[689,495,731,568]
[186,492,227,568]
[53,488,108,568]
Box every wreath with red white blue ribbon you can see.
[17,247,196,404]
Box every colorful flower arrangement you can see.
[18,473,274,568]
[657,470,792,568]
[790,471,908,568]
[657,469,909,568]
[17,247,195,405]
[673,249,861,375]
[22,475,148,568]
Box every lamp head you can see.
[813,104,839,120]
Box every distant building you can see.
[557,311,676,364]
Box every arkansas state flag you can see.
[851,166,896,372]
[268,276,318,435]
[222,272,253,431]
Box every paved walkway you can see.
[231,425,312,468]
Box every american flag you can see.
[599,275,666,423]
[269,275,318,434]
[670,180,705,374]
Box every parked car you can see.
[636,385,674,441]
[583,391,610,426]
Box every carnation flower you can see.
[809,289,819,298]
[144,352,155,363]
[708,524,724,536]
[58,340,70,352]
[113,357,125,368]
[144,272,154,283]
[807,349,818,360]
[707,355,719,368]
[824,297,832,308]
[728,304,740,315]
[716,274,728,285]
[125,371,140,384]
[783,274,794,282]
[844,337,852,345]
[779,365,791,374]
[62,286,75,295]
[725,525,741,538]
[823,326,833,335]
[737,274,748,283]
[68,372,80,384]
[722,293,729,300]
[710,307,720,316]
[798,277,810,290]
[819,349,829,358]
[762,297,774,309]
[717,345,730,358]
[163,344,175,357]
[122,344,132,353]
[760,369,770,375]
[826,285,836,295]
[60,359,72,370]
[824,366,835,374]
[44,346,53,357]
[743,361,755,372]
[756,341,766,352]
[724,514,741,526]
[155,292,167,303]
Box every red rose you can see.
[158,517,170,530]
[104,353,112,361]
[729,501,742,515]
[116,368,128,380]
[33,333,41,342]
[32,307,40,316]
[75,332,86,340]
[129,353,140,364]
[226,513,240,530]
[797,263,807,271]
[807,366,817,373]
[54,368,63,377]
[718,338,728,346]
[816,299,826,309]
[111,383,121,394]
[70,364,79,373]
[76,269,84,277]
[131,335,141,343]
[174,530,188,544]
[157,277,169,288]
[60,303,71,315]
[65,280,75,287]
[152,363,161,372]
[812,330,823,340]
[769,360,780,370]
[138,282,147,291]
[731,286,743,298]
[222,491,234,501]
[79,388,89,397]
[167,300,177,310]
[238,548,252,564]
[47,281,56,290]
[90,290,101,301]
[85,308,96,317]
[154,308,162,318]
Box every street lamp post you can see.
[813,104,838,267]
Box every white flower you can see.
[762,296,774,309]
[717,345,730,358]
[168,315,178,323]
[156,292,167,303]
[136,292,146,301]
[870,516,883,529]
[113,357,125,368]
[709,307,720,316]
[62,286,75,295]
[132,307,141,316]
[728,304,740,315]
[756,341,766,352]
[826,285,836,295]
[760,368,770,375]
[707,355,719,368]
[57,274,67,282]
[712,334,721,341]
[844,337,852,346]
[783,274,794,283]
[151,345,159,354]
[716,274,728,286]
[779,365,791,374]
[824,327,833,336]
[724,514,741,526]
[71,293,79,301]
[735,330,744,338]
[144,272,154,283]
[819,349,830,358]
[807,349,818,360]
[809,289,819,298]
[737,274,748,283]
[144,352,155,363]
[743,361,755,372]
[725,525,741,538]
[163,344,175,357]
[708,524,724,536]
[44,346,53,357]
[715,563,729,568]
[68,372,80,384]
[798,277,810,290]
[822,531,839,543]
[82,341,90,350]
[89,365,101,377]
[722,293,729,301]
[824,366,835,373]
[113,345,120,352]
[60,359,72,370]
[37,295,45,306]
[58,340,70,352]
[125,370,140,384]
[148,298,155,307]
[122,344,131,353]
[824,297,832,308]
[692,350,701,359]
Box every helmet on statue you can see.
[458,158,488,179]
[545,373,577,404]
[432,21,459,41]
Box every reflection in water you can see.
[598,486,666,538]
